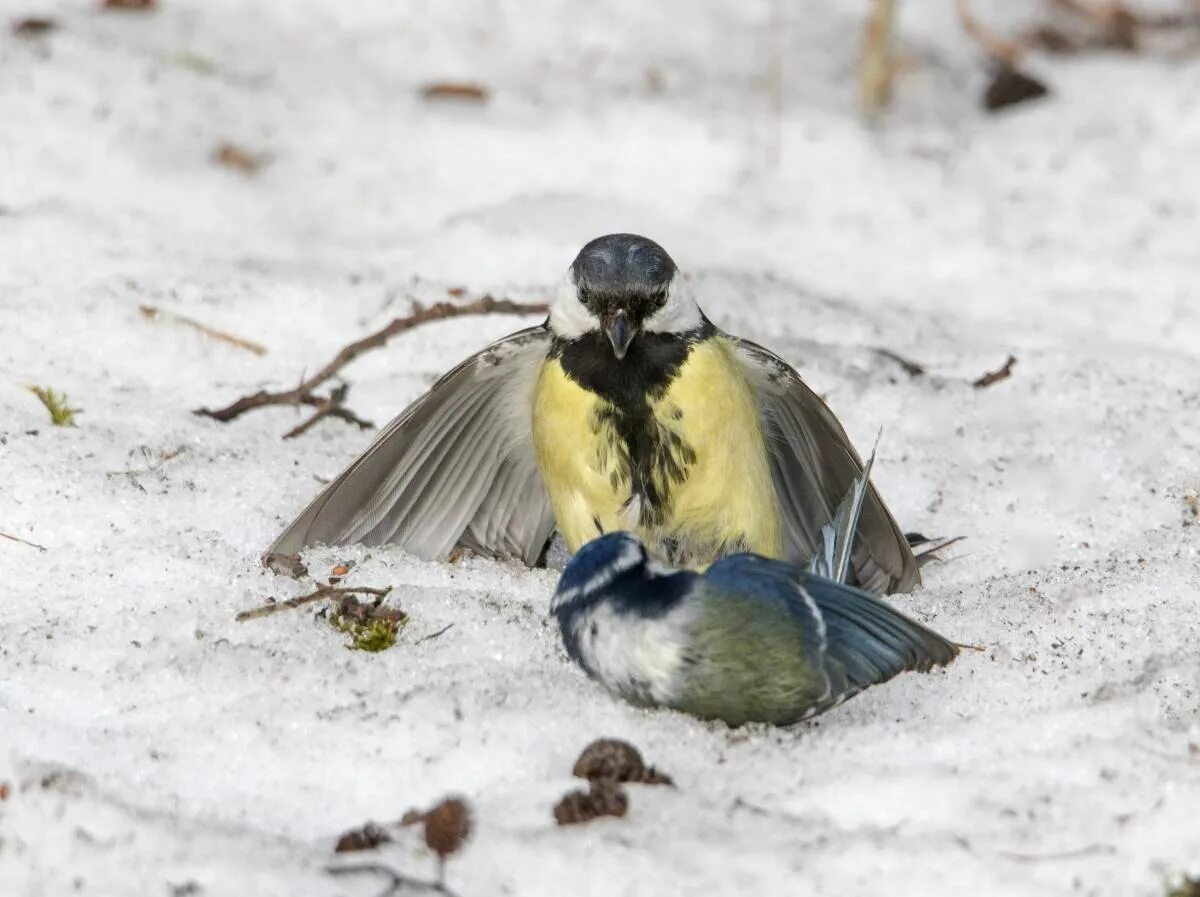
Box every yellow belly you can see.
[532,337,782,566]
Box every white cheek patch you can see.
[642,271,703,334]
[571,599,694,704]
[548,270,597,340]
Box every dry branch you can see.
[0,530,48,552]
[972,354,1017,389]
[195,295,547,437]
[235,584,392,622]
[140,305,268,355]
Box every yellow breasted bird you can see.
[269,234,919,594]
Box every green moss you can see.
[329,610,407,652]
[28,386,81,426]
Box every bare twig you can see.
[416,623,455,644]
[972,354,1017,389]
[283,384,373,439]
[861,0,897,116]
[235,584,392,623]
[140,305,268,355]
[194,295,547,436]
[0,531,48,552]
[326,863,457,897]
[995,843,1116,863]
[873,347,926,377]
[956,0,1023,62]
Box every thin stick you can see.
[416,623,455,644]
[326,863,456,897]
[235,585,392,622]
[0,530,48,552]
[972,354,1017,389]
[195,295,547,425]
[861,0,897,116]
[282,384,372,439]
[140,305,268,355]
[956,0,1022,62]
[873,347,926,377]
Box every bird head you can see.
[549,234,703,360]
[551,532,649,614]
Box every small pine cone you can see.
[553,780,629,826]
[572,738,673,786]
[334,822,391,853]
[423,797,471,859]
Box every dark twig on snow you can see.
[972,354,1017,389]
[235,584,392,622]
[0,530,48,552]
[415,623,456,644]
[873,347,926,378]
[282,384,374,439]
[194,295,547,437]
[325,863,457,897]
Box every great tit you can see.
[269,234,919,594]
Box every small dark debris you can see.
[420,82,489,102]
[102,0,157,9]
[12,17,58,36]
[983,65,1049,112]
[1025,25,1078,54]
[333,593,405,626]
[168,882,203,897]
[874,347,926,378]
[972,354,1018,389]
[334,822,392,853]
[263,552,308,579]
[572,738,673,786]
[212,143,264,174]
[447,286,467,297]
[554,780,628,826]
[1103,8,1139,51]
[0,781,11,800]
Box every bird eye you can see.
[654,290,667,309]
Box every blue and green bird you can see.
[269,234,920,595]
[550,461,958,725]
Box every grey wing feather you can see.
[732,338,919,595]
[268,326,555,566]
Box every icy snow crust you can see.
[2,1,1199,895]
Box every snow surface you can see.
[2,1,1199,895]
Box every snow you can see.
[2,1,1199,895]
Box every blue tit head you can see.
[548,234,704,358]
[552,532,696,619]
[552,532,649,613]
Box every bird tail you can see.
[806,432,878,584]
[798,575,959,716]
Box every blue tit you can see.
[268,234,918,594]
[550,455,958,726]
[549,537,957,726]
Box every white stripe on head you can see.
[551,536,645,611]
[548,269,597,340]
[642,270,703,334]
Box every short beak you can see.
[604,311,636,360]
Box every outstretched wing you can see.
[731,338,919,595]
[268,325,556,565]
